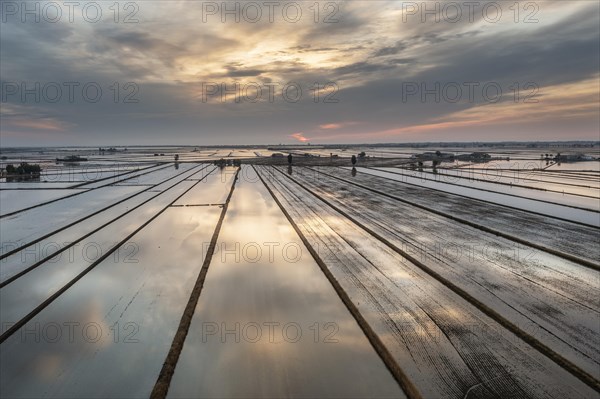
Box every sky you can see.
[0,0,599,146]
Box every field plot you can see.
[258,166,600,377]
[313,167,600,266]
[255,165,599,398]
[168,167,402,398]
[0,152,599,399]
[0,165,229,398]
[400,166,600,198]
[0,189,89,216]
[356,167,599,226]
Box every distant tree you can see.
[351,155,357,165]
[174,154,179,161]
[288,153,293,165]
[435,150,442,157]
[5,163,41,177]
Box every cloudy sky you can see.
[1,0,598,146]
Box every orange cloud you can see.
[367,75,600,139]
[319,123,342,130]
[9,119,68,131]
[290,132,309,142]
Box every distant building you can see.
[555,153,595,162]
[455,152,491,162]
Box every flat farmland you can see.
[0,148,599,399]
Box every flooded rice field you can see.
[0,147,598,398]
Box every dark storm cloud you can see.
[372,41,408,57]
[389,58,415,65]
[415,6,600,87]
[332,61,396,76]
[288,45,336,53]
[0,21,74,80]
[221,64,265,77]
[299,1,369,42]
